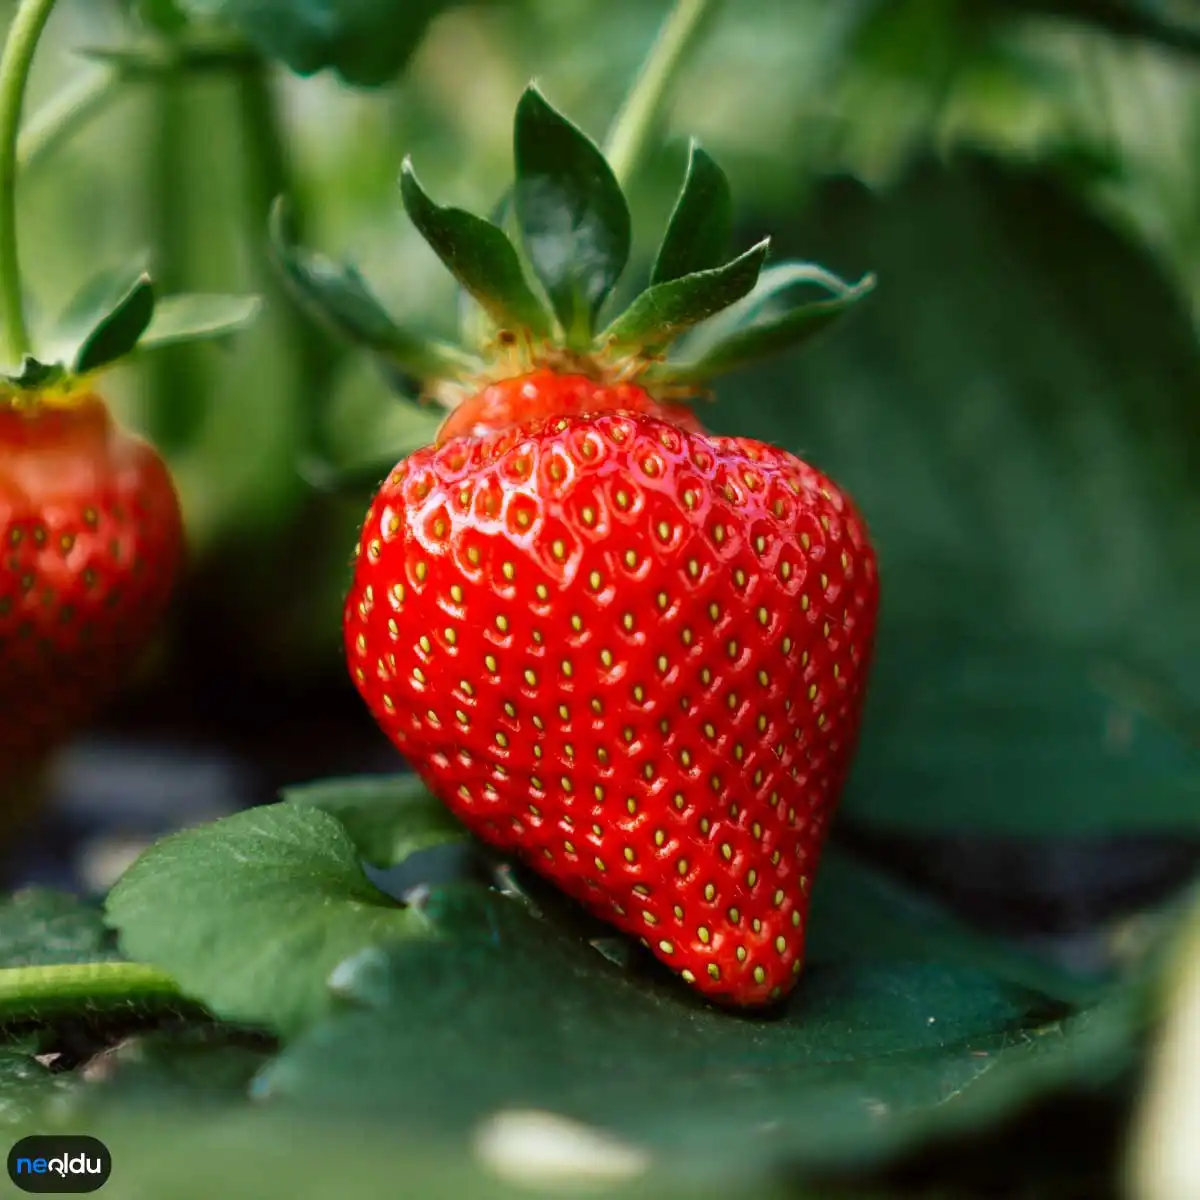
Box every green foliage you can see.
[603,239,769,351]
[175,0,465,86]
[513,86,632,346]
[106,804,433,1035]
[710,153,1200,835]
[651,142,733,285]
[0,890,115,968]
[95,780,1146,1190]
[400,159,554,339]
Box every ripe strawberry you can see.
[282,87,878,1005]
[345,398,877,1005]
[0,394,183,774]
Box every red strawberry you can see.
[345,392,877,1006]
[0,394,183,776]
[283,87,878,1004]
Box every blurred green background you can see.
[8,0,1200,867]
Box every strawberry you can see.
[346,404,876,1005]
[279,87,878,1005]
[0,393,183,775]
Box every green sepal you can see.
[513,86,631,349]
[269,197,477,381]
[651,141,733,285]
[663,263,876,383]
[399,159,553,340]
[138,293,262,350]
[603,238,769,352]
[65,269,156,375]
[1,356,65,391]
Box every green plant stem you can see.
[603,0,723,191]
[0,0,59,365]
[18,66,120,177]
[0,962,194,1022]
[234,62,341,452]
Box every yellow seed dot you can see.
[503,702,516,717]
[677,858,689,875]
[413,667,426,684]
[673,905,684,920]
[627,797,638,815]
[683,490,697,509]
[444,628,457,646]
[536,583,549,601]
[643,911,658,926]
[589,570,603,590]
[704,883,716,901]
[792,911,801,927]
[561,660,573,677]
[552,540,566,560]
[496,615,509,633]
[747,869,758,887]
[582,506,596,526]
[654,829,666,847]
[753,966,766,984]
[495,732,509,748]
[656,591,669,609]
[615,490,630,509]
[728,906,741,923]
[624,549,638,568]
[680,749,693,768]
[700,818,710,834]
[624,847,636,863]
[501,562,515,581]
[736,946,747,963]
[721,843,732,861]
[594,785,605,801]
[485,655,498,672]
[524,668,537,686]
[687,559,700,578]
[708,964,721,980]
[600,649,614,668]
[659,939,674,954]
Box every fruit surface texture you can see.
[345,388,878,1006]
[0,394,183,772]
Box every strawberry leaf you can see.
[173,0,459,86]
[269,198,476,380]
[399,160,553,340]
[52,265,156,375]
[138,293,262,350]
[513,86,631,348]
[259,870,1129,1175]
[664,263,875,383]
[105,803,432,1037]
[603,239,769,352]
[710,155,1200,834]
[1,356,65,390]
[282,773,468,869]
[651,141,733,285]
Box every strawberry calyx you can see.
[271,84,874,427]
[0,266,260,408]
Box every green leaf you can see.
[138,293,262,351]
[259,872,1117,1176]
[513,86,631,346]
[73,1110,798,1200]
[175,0,456,86]
[666,262,875,382]
[651,142,733,285]
[708,155,1200,834]
[1,356,65,390]
[0,890,115,968]
[105,803,432,1036]
[0,1049,68,1127]
[269,198,475,380]
[52,265,156,375]
[281,774,468,869]
[603,239,769,352]
[400,160,553,339]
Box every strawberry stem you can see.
[603,0,724,192]
[0,961,195,1022]
[0,0,59,367]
